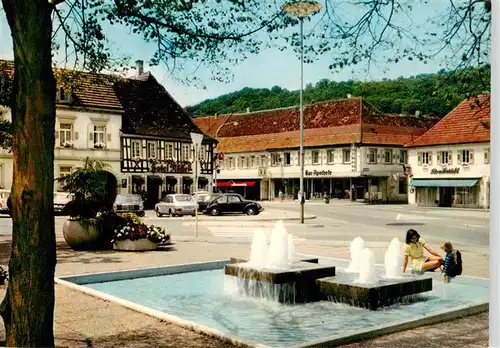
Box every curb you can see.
[145,215,317,222]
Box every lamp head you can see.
[283,1,322,17]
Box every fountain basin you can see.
[225,261,336,303]
[317,273,433,310]
[230,256,319,264]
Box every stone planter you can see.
[113,238,158,251]
[63,219,99,250]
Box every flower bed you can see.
[111,213,170,246]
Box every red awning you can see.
[216,180,256,187]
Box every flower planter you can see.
[113,238,158,251]
[63,219,99,250]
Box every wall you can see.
[0,107,123,191]
[407,142,490,207]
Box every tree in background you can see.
[0,0,491,346]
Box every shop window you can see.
[342,149,351,163]
[284,152,291,166]
[398,177,407,194]
[312,151,320,165]
[454,186,479,206]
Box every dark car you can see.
[194,192,222,212]
[204,193,263,216]
[113,194,145,217]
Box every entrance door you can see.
[439,187,453,207]
[147,176,161,209]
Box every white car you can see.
[155,194,198,217]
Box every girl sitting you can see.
[441,241,462,283]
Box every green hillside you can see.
[187,66,490,118]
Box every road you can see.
[0,201,490,250]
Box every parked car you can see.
[155,194,197,217]
[0,190,10,215]
[204,193,263,216]
[193,192,222,212]
[113,194,145,217]
[54,192,73,214]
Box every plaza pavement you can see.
[0,203,490,347]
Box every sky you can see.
[0,1,461,108]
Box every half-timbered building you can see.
[114,61,215,208]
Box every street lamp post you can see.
[190,132,204,238]
[283,1,322,224]
[213,121,239,193]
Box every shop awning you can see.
[410,179,479,187]
[217,180,256,187]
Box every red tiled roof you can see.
[405,94,491,147]
[194,98,438,153]
[0,59,122,111]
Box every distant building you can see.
[405,94,490,209]
[193,97,438,202]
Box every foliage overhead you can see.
[186,65,491,118]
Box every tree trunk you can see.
[0,0,57,346]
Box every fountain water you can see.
[267,220,289,269]
[346,236,365,272]
[247,229,269,268]
[384,237,404,278]
[356,248,378,283]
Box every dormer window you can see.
[57,88,72,104]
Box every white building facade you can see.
[218,145,410,202]
[406,143,490,208]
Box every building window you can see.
[93,125,106,148]
[343,149,351,163]
[181,144,190,161]
[485,148,490,164]
[166,143,174,159]
[399,150,407,164]
[131,140,141,158]
[327,150,335,164]
[271,153,281,166]
[368,148,377,164]
[398,177,407,194]
[227,157,235,169]
[284,152,291,166]
[439,150,451,165]
[238,157,247,169]
[59,166,72,179]
[312,150,320,165]
[59,123,73,147]
[147,142,157,159]
[384,150,392,164]
[418,151,432,165]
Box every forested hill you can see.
[186,67,490,118]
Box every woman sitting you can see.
[402,229,443,273]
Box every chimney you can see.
[135,60,144,76]
[415,110,421,117]
[347,94,352,99]
[246,107,250,113]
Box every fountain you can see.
[356,248,378,284]
[384,237,404,278]
[247,228,268,268]
[346,236,365,272]
[225,220,336,303]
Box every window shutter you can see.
[428,152,433,165]
[457,151,462,164]
[484,149,489,164]
[448,152,452,164]
[417,152,422,165]
[88,125,94,148]
[469,150,474,164]
[366,152,370,162]
[107,133,112,142]
[437,152,441,164]
[74,132,79,140]
[55,130,59,140]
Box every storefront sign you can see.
[430,168,460,175]
[305,170,332,176]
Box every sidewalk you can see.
[0,238,489,347]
